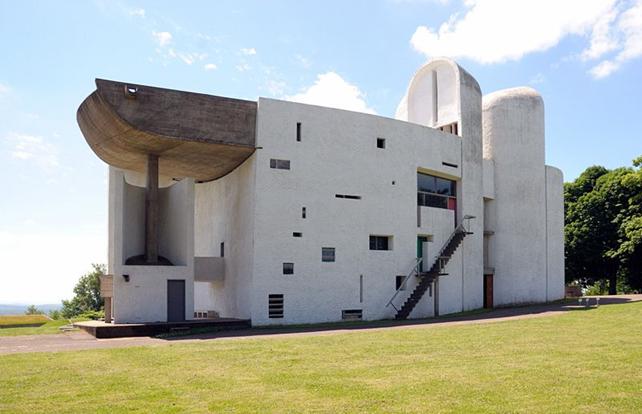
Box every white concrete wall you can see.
[108,168,196,323]
[483,87,547,305]
[193,155,256,319]
[545,165,565,301]
[158,179,193,266]
[251,94,464,325]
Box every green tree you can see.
[565,158,642,293]
[61,263,105,318]
[25,305,44,315]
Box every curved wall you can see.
[483,87,547,305]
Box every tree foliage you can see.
[565,158,642,293]
[25,305,44,315]
[61,263,105,318]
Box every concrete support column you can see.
[145,154,159,264]
[104,297,112,323]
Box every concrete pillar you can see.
[145,154,159,264]
[104,297,112,323]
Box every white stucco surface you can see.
[101,57,565,326]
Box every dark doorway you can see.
[417,236,429,271]
[483,274,494,309]
[167,280,186,322]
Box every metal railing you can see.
[386,257,423,312]
[386,222,468,312]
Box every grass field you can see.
[0,314,50,328]
[1,302,641,413]
[0,315,75,337]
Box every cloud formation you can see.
[4,132,59,170]
[152,31,173,46]
[410,0,642,77]
[287,72,376,114]
[240,47,257,55]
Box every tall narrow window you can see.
[377,138,386,149]
[296,122,302,142]
[268,294,284,319]
[302,206,307,219]
[283,262,294,275]
[359,274,363,303]
[220,242,225,257]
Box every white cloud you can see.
[177,52,207,65]
[129,8,145,18]
[236,63,251,72]
[287,72,376,114]
[204,63,218,71]
[581,7,620,60]
[589,0,642,78]
[152,31,173,46]
[4,132,59,170]
[0,82,9,95]
[240,47,257,55]
[411,0,617,64]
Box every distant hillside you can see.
[0,303,62,315]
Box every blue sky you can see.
[1,0,641,304]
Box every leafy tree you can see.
[61,264,105,318]
[565,158,642,293]
[48,309,62,320]
[25,305,44,315]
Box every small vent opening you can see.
[342,309,363,321]
[268,294,284,319]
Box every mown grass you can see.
[1,302,641,413]
[0,315,49,328]
[0,315,78,337]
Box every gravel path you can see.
[1,295,639,355]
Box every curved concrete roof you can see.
[482,87,543,111]
[77,79,257,182]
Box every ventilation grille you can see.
[268,294,284,319]
[342,309,363,321]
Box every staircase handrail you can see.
[385,257,423,310]
[425,222,467,274]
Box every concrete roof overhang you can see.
[77,79,257,182]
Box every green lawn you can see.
[0,315,76,337]
[1,302,641,413]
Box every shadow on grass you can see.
[159,295,640,341]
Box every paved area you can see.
[1,295,640,355]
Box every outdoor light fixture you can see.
[122,274,130,282]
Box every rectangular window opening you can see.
[302,206,307,219]
[283,262,294,275]
[438,122,459,135]
[442,161,458,168]
[369,235,392,251]
[220,242,225,257]
[377,137,386,149]
[292,232,302,238]
[296,122,301,142]
[335,194,362,200]
[270,159,291,170]
[342,309,363,321]
[396,275,407,291]
[417,172,457,211]
[322,247,335,262]
[268,294,284,319]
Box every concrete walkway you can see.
[1,295,640,356]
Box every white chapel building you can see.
[77,57,565,325]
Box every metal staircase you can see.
[387,223,472,320]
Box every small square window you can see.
[322,247,335,262]
[283,262,294,275]
[377,138,386,149]
[369,235,391,251]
